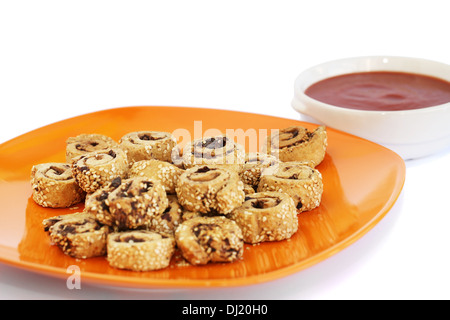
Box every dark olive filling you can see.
[138,133,164,141]
[117,235,146,243]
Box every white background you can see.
[1,0,449,300]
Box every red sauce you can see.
[304,71,450,111]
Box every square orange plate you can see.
[0,106,405,288]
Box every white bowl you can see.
[291,56,450,160]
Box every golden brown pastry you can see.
[174,216,244,265]
[239,152,279,187]
[176,165,245,215]
[229,192,298,243]
[242,183,256,195]
[258,161,323,212]
[148,195,184,236]
[66,133,118,162]
[107,230,175,271]
[42,211,94,232]
[71,148,129,194]
[129,159,183,194]
[119,131,177,165]
[181,135,245,171]
[47,214,109,259]
[263,125,327,167]
[31,162,85,208]
[85,177,168,230]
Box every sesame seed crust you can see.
[71,147,129,194]
[147,194,184,236]
[31,162,85,208]
[181,135,245,172]
[86,177,168,231]
[174,216,244,265]
[229,191,298,244]
[48,214,109,259]
[66,133,119,163]
[239,152,279,187]
[118,131,177,165]
[263,125,327,167]
[257,161,323,213]
[176,165,245,215]
[42,211,95,232]
[107,230,175,271]
[129,159,184,194]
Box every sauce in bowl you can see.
[304,71,450,111]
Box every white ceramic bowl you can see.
[291,56,450,160]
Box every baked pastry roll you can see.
[230,192,298,243]
[31,162,85,208]
[43,211,94,232]
[148,195,184,236]
[239,152,278,187]
[147,195,204,235]
[174,216,244,265]
[47,214,109,259]
[258,161,323,212]
[107,230,175,271]
[85,177,168,230]
[71,148,129,194]
[66,133,118,162]
[264,125,327,167]
[181,135,245,171]
[119,131,177,165]
[129,159,183,194]
[176,165,245,215]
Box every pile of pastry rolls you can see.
[32,126,327,271]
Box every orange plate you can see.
[0,106,405,288]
